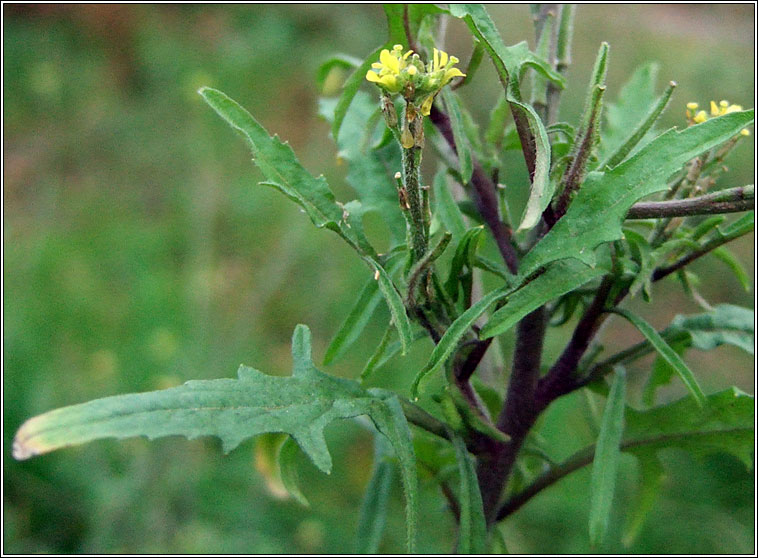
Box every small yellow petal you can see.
[719,100,729,108]
[402,50,413,60]
[420,95,435,116]
[439,49,449,67]
[366,70,381,83]
[406,65,417,76]
[710,101,719,116]
[433,48,440,71]
[442,68,466,84]
[380,49,400,74]
[724,104,743,114]
[371,62,383,69]
[694,110,708,123]
[740,128,750,136]
[393,44,404,51]
[686,102,699,110]
[379,74,398,89]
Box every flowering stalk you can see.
[367,44,465,265]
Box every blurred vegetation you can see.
[3,4,753,553]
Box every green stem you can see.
[401,121,428,263]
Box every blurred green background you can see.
[3,4,754,554]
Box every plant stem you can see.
[626,185,754,219]
[401,120,428,263]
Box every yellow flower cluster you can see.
[686,100,750,136]
[365,44,465,116]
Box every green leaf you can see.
[448,3,560,233]
[316,53,362,93]
[366,257,414,355]
[441,88,474,184]
[452,433,488,554]
[324,253,404,366]
[325,275,384,366]
[361,324,394,382]
[600,62,661,162]
[411,283,515,398]
[613,309,707,408]
[480,259,605,339]
[600,80,677,170]
[589,367,626,547]
[624,387,754,468]
[199,87,377,258]
[520,109,755,276]
[670,304,754,354]
[278,435,310,507]
[14,325,420,552]
[621,454,665,547]
[318,92,406,241]
[332,44,385,142]
[433,168,468,241]
[445,226,486,302]
[355,434,395,553]
[711,246,752,292]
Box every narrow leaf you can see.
[199,87,378,258]
[433,168,468,240]
[520,109,754,276]
[333,44,385,142]
[601,80,677,169]
[613,309,707,407]
[671,304,754,354]
[412,283,515,397]
[712,246,751,291]
[441,88,474,183]
[481,259,604,339]
[589,367,626,546]
[452,433,487,554]
[355,435,395,553]
[324,275,383,365]
[365,257,413,355]
[448,4,559,232]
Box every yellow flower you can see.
[686,99,750,135]
[365,44,465,102]
[365,44,415,94]
[693,110,708,124]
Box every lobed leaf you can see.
[14,325,420,552]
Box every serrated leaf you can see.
[199,87,378,259]
[355,434,394,553]
[452,433,488,554]
[614,309,707,408]
[589,368,626,547]
[448,4,558,233]
[520,109,755,276]
[441,88,474,184]
[480,259,605,339]
[14,325,420,552]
